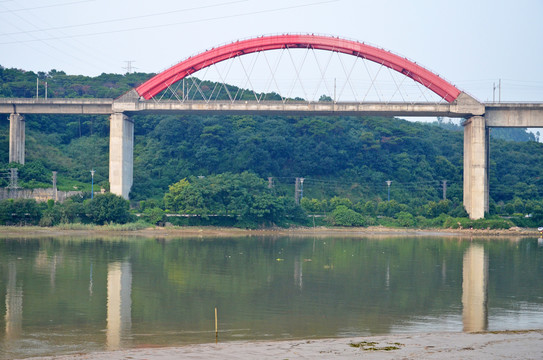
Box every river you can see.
[1,235,542,359]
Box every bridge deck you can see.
[1,98,541,125]
[0,98,114,115]
[0,98,479,117]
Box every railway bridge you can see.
[1,34,542,219]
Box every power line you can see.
[0,2,118,71]
[0,0,248,35]
[0,0,339,44]
[0,0,95,14]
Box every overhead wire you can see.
[0,2,117,72]
[0,0,262,73]
[0,0,249,36]
[0,0,340,44]
[0,0,95,14]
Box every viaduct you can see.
[1,34,542,219]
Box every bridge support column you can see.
[109,113,133,199]
[463,116,489,219]
[9,113,25,164]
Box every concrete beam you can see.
[109,113,133,199]
[9,114,25,164]
[463,116,489,220]
[0,98,114,115]
[114,100,480,118]
[485,104,543,127]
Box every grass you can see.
[55,221,151,231]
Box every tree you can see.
[163,172,298,227]
[396,211,415,227]
[86,193,130,224]
[327,205,366,227]
[144,207,166,226]
[0,199,42,225]
[164,178,192,212]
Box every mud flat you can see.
[30,330,543,360]
[0,225,538,239]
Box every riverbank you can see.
[0,224,538,239]
[30,330,543,360]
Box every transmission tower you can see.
[123,61,137,74]
[7,168,20,189]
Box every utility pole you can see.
[386,180,392,202]
[442,180,447,201]
[90,169,95,199]
[493,82,496,102]
[268,177,273,189]
[493,79,501,102]
[294,177,305,204]
[52,171,58,202]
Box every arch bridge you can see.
[1,34,543,219]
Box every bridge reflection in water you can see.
[0,239,521,355]
[106,262,132,350]
[462,244,488,332]
[100,245,490,344]
[4,262,23,345]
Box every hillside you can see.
[1,66,543,218]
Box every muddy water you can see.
[1,236,542,359]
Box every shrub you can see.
[86,193,131,225]
[396,211,415,227]
[442,217,515,230]
[144,207,166,225]
[327,205,366,227]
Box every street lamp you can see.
[90,169,95,199]
[386,180,392,202]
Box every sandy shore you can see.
[30,330,543,360]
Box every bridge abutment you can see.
[109,113,133,200]
[463,116,489,219]
[9,113,25,164]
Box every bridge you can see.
[1,34,542,220]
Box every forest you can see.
[1,65,543,228]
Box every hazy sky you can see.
[1,0,542,103]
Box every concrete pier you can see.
[463,116,489,219]
[109,113,133,199]
[9,114,25,164]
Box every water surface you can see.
[1,235,542,359]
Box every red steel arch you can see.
[136,34,461,102]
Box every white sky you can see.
[1,0,542,103]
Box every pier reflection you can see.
[462,244,488,332]
[106,262,132,350]
[4,261,22,343]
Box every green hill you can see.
[1,66,543,220]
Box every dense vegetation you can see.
[1,65,543,228]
